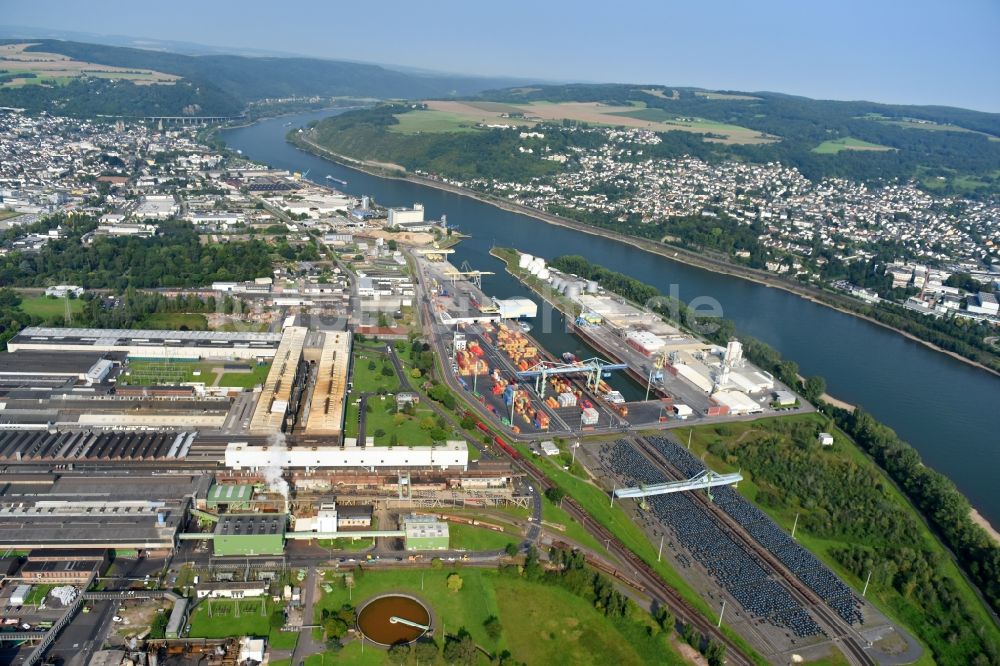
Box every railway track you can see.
[631,436,875,666]
[501,444,757,666]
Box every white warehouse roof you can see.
[225,441,468,470]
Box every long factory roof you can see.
[10,326,282,350]
[304,330,351,436]
[249,326,308,433]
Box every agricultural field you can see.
[812,137,894,154]
[422,99,775,144]
[863,113,1000,141]
[694,91,762,101]
[0,42,178,88]
[388,109,487,134]
[18,295,84,320]
[315,568,679,665]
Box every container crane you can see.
[516,358,628,398]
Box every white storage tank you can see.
[518,253,534,269]
[537,268,550,280]
[565,283,582,300]
[586,280,599,293]
[529,257,545,272]
[551,277,565,292]
[528,263,542,276]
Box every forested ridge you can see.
[0,39,528,117]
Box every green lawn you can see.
[317,536,374,551]
[389,110,484,134]
[218,363,271,389]
[673,414,996,665]
[188,598,274,638]
[0,210,23,221]
[365,400,435,445]
[541,495,605,554]
[350,352,401,394]
[216,320,270,332]
[269,627,299,650]
[304,645,383,666]
[24,584,52,605]
[448,523,518,552]
[812,137,893,154]
[139,312,209,330]
[18,295,84,320]
[315,568,680,665]
[120,359,216,386]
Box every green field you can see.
[0,210,23,221]
[673,414,999,664]
[218,363,271,389]
[216,320,270,333]
[540,494,605,554]
[447,523,518,552]
[317,536,374,551]
[138,312,209,330]
[316,568,681,665]
[812,137,893,154]
[18,295,84,320]
[350,351,401,393]
[269,627,299,650]
[389,110,484,134]
[863,113,1000,141]
[120,360,213,386]
[24,584,52,605]
[364,398,436,446]
[122,359,269,388]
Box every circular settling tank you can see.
[356,594,431,646]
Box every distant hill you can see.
[468,84,1000,196]
[0,39,534,117]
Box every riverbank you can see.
[290,131,1000,380]
[972,508,1000,546]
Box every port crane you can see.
[614,468,743,502]
[442,260,494,289]
[516,358,628,398]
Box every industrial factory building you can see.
[7,327,283,360]
[249,326,308,434]
[213,514,287,556]
[205,484,254,511]
[0,472,206,552]
[224,440,469,471]
[304,330,352,437]
[402,514,449,551]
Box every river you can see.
[222,109,1000,527]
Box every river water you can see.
[223,110,1000,526]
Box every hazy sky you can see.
[5,0,1000,111]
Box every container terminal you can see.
[415,250,808,439]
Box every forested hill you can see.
[472,84,1000,195]
[0,39,532,117]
